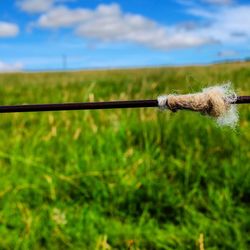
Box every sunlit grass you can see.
[0,62,249,249]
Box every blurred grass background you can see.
[0,62,249,249]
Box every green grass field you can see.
[0,62,249,250]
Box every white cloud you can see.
[0,61,23,72]
[36,3,212,50]
[17,0,54,13]
[0,22,19,37]
[188,6,250,43]
[202,0,233,5]
[16,0,77,13]
[30,2,250,51]
[217,50,238,57]
[37,6,92,27]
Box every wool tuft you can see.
[158,83,238,127]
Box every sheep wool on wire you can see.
[0,83,248,129]
[157,83,238,128]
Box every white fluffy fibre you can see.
[211,83,238,128]
[157,95,168,110]
[157,83,238,128]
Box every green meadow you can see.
[0,62,249,250]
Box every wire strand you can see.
[0,96,248,113]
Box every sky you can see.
[0,0,250,71]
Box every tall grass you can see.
[0,62,249,249]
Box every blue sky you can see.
[0,0,249,71]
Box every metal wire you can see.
[0,96,248,113]
[234,96,250,104]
